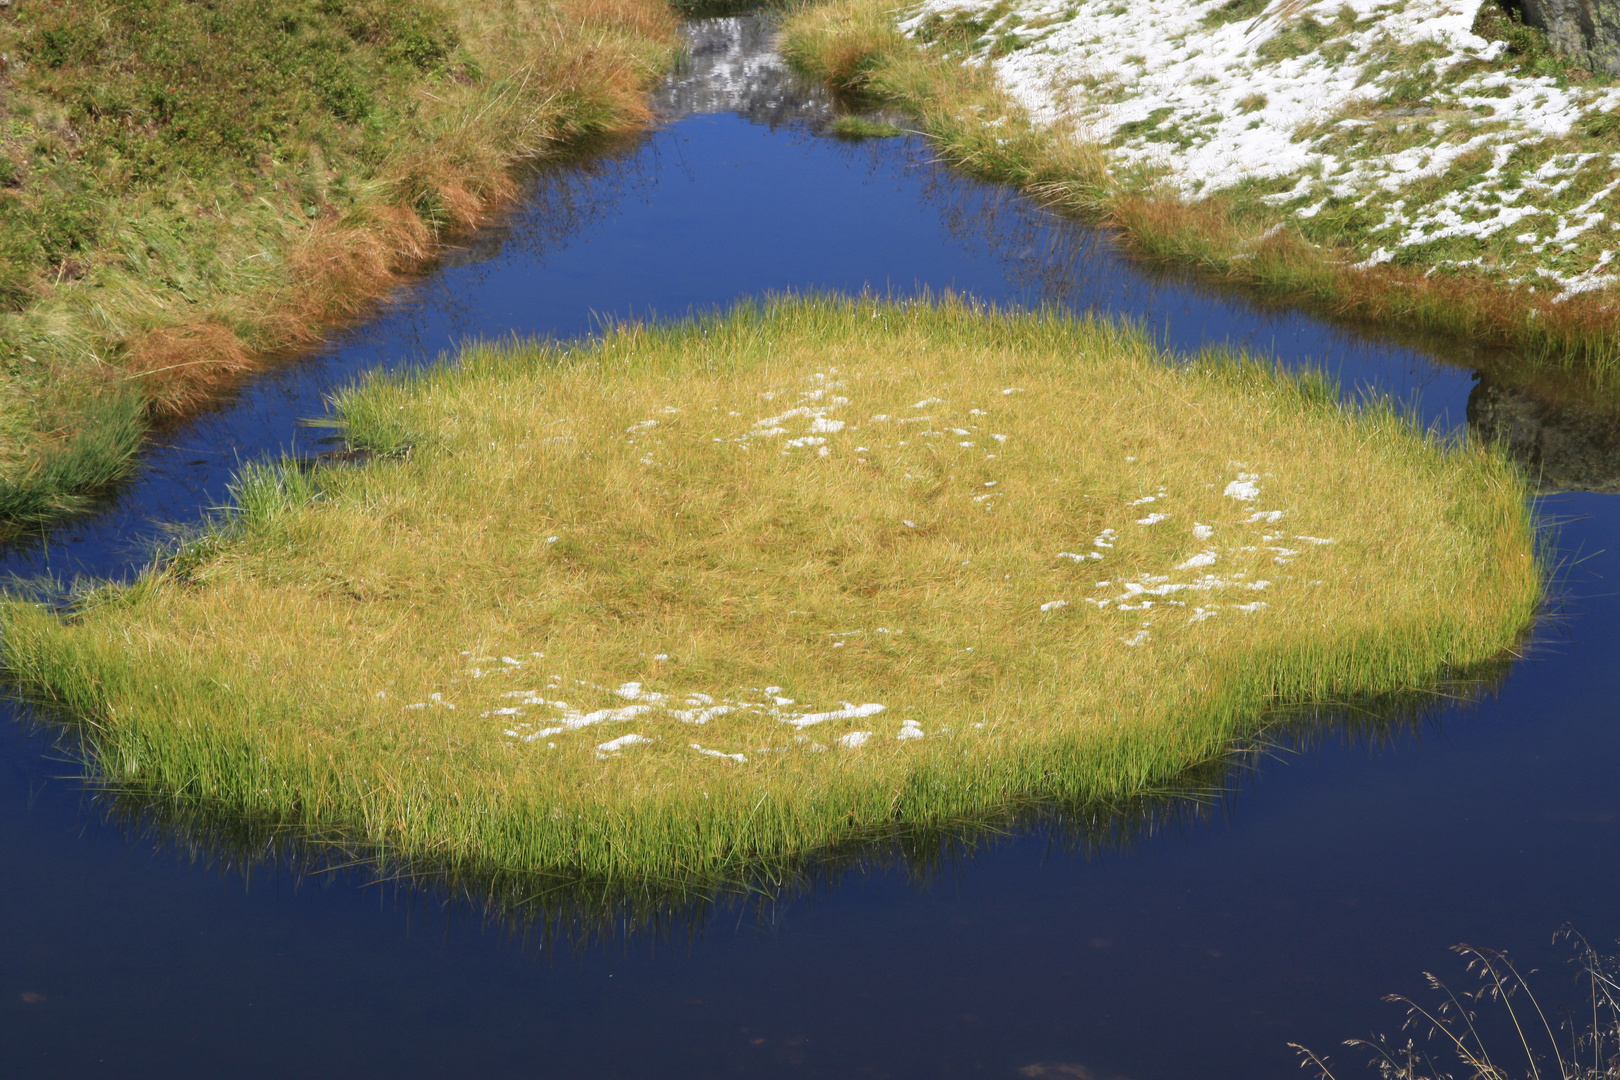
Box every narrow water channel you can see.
[2,17,1616,1079]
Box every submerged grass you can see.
[830,115,906,139]
[0,0,677,535]
[779,0,1620,381]
[0,295,1543,887]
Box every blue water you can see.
[2,20,1614,1078]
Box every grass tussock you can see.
[0,295,1543,888]
[0,0,677,533]
[778,0,1620,380]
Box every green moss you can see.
[1470,0,1616,84]
[1255,16,1335,63]
[909,3,1013,54]
[1584,109,1620,138]
[1115,106,1174,142]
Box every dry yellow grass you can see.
[1,296,1542,887]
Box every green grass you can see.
[1200,0,1268,29]
[0,0,676,538]
[0,295,1543,892]
[830,115,905,139]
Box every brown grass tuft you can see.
[563,0,679,45]
[125,323,256,417]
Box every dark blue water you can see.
[2,19,1615,1078]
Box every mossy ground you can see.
[0,295,1542,890]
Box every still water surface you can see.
[2,18,1615,1078]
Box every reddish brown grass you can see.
[125,323,258,417]
[1107,191,1620,369]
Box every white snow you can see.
[493,670,898,757]
[596,733,653,756]
[691,743,748,763]
[1224,474,1262,500]
[783,703,888,727]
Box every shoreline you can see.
[0,0,680,538]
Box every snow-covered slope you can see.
[901,0,1620,298]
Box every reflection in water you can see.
[39,653,1510,949]
[346,142,659,355]
[0,11,1583,925]
[1469,373,1620,493]
[653,15,834,127]
[658,14,1620,495]
[0,12,1570,931]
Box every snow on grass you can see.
[597,733,654,758]
[480,425,1336,760]
[1046,469,1331,630]
[1224,473,1263,500]
[449,373,1349,764]
[620,371,1341,661]
[900,0,1620,299]
[491,670,889,761]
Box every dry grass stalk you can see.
[1295,931,1620,1080]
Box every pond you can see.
[2,16,1617,1079]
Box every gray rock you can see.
[1468,374,1620,493]
[1516,0,1620,74]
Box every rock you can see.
[1467,373,1620,493]
[1515,0,1620,74]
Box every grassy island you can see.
[782,0,1620,379]
[0,296,1542,887]
[0,0,676,533]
